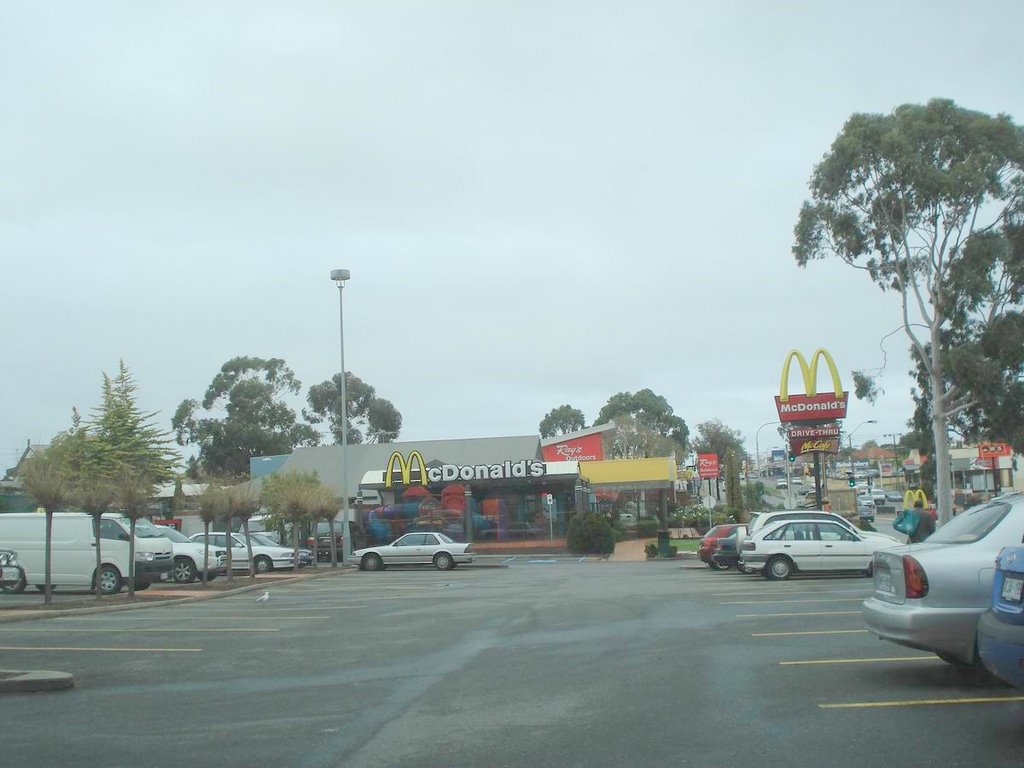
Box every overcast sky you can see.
[3,1,1021,470]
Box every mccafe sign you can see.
[788,424,840,455]
[775,348,848,424]
[383,451,546,489]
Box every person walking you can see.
[908,499,935,543]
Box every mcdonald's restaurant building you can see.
[246,425,678,549]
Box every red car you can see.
[698,524,744,570]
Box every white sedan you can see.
[156,525,227,583]
[740,518,895,580]
[190,532,312,573]
[354,532,474,571]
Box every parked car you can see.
[306,521,345,562]
[0,549,24,590]
[885,490,904,504]
[189,532,312,573]
[709,527,749,571]
[698,524,745,569]
[353,531,474,571]
[747,510,900,545]
[978,545,1024,686]
[863,493,1024,667]
[155,525,227,583]
[775,479,788,489]
[741,518,894,580]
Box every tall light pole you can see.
[846,419,878,487]
[885,433,903,490]
[754,420,779,478]
[331,269,352,563]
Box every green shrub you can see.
[566,512,616,555]
[635,519,659,537]
[668,544,678,558]
[644,543,658,558]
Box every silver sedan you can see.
[354,532,474,571]
[863,493,1024,667]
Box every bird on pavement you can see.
[256,590,270,603]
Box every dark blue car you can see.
[977,545,1024,687]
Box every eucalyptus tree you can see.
[20,450,71,605]
[305,372,403,444]
[794,99,1024,523]
[262,471,319,573]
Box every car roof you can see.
[753,517,856,537]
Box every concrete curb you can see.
[0,669,75,693]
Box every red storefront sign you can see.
[978,443,1012,460]
[697,453,720,479]
[541,432,605,463]
[787,423,841,455]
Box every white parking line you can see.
[752,629,868,637]
[735,610,862,618]
[819,695,1024,709]
[721,598,865,605]
[0,628,279,633]
[780,656,937,665]
[0,645,202,652]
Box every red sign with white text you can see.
[541,432,605,463]
[787,423,841,455]
[978,443,1012,460]
[697,453,720,479]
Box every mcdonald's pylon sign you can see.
[774,348,848,424]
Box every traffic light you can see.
[788,452,796,463]
[847,472,856,487]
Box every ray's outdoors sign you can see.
[383,450,546,489]
[788,423,840,455]
[775,348,848,424]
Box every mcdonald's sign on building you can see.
[775,348,848,424]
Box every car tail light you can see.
[306,537,315,547]
[742,541,755,551]
[902,554,929,599]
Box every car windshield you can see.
[132,519,165,539]
[157,527,190,543]
[926,501,1014,544]
[247,533,279,547]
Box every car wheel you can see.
[434,552,454,571]
[254,555,273,574]
[173,557,197,583]
[96,565,122,595]
[765,556,793,580]
[361,553,383,571]
[709,559,730,571]
[0,574,27,594]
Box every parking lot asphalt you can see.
[3,560,1022,768]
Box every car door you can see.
[770,522,822,571]
[388,533,425,564]
[419,533,441,564]
[816,522,869,570]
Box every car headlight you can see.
[135,551,156,562]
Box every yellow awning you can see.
[582,457,676,487]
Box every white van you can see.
[0,513,173,595]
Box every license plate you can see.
[1,566,21,582]
[877,570,894,595]
[1001,575,1024,603]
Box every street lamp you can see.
[330,268,352,564]
[754,420,779,478]
[885,433,903,490]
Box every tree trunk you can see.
[292,522,300,574]
[43,509,53,605]
[328,518,338,568]
[241,518,256,579]
[93,515,103,599]
[930,327,953,526]
[201,520,210,587]
[224,514,233,582]
[127,518,136,598]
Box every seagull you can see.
[256,590,270,603]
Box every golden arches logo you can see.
[384,450,428,489]
[903,489,929,510]
[779,348,844,401]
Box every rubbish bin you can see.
[657,530,671,558]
